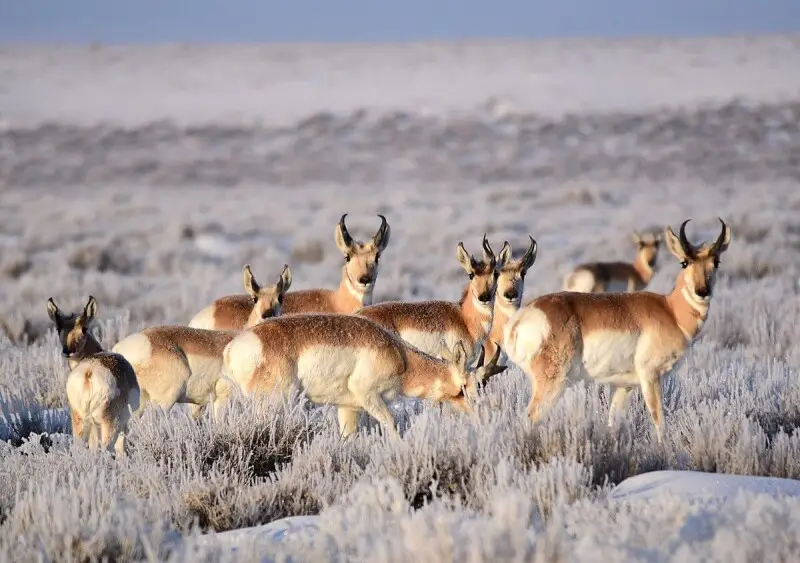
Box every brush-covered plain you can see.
[2,39,800,562]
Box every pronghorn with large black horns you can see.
[504,218,731,444]
[189,264,292,330]
[483,235,538,364]
[357,235,499,365]
[46,296,140,456]
[188,214,390,330]
[223,313,508,437]
[563,230,662,293]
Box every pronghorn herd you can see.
[46,214,732,455]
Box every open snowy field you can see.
[1,34,800,561]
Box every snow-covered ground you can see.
[1,34,800,562]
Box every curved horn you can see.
[475,344,486,368]
[711,217,728,253]
[373,214,389,247]
[678,219,695,257]
[482,234,496,265]
[522,235,538,264]
[338,213,353,247]
[487,343,502,367]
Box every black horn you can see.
[711,217,728,253]
[475,345,486,368]
[373,214,389,245]
[338,213,353,246]
[522,235,538,263]
[678,219,695,257]
[482,234,496,266]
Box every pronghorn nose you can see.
[696,286,710,298]
[261,309,273,320]
[478,291,492,303]
[358,275,373,285]
[504,289,518,300]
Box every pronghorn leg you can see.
[70,410,87,446]
[638,373,664,444]
[526,355,569,423]
[187,403,206,420]
[100,414,121,455]
[607,386,634,427]
[211,377,236,421]
[337,407,360,438]
[114,432,127,458]
[360,394,399,438]
[87,421,101,450]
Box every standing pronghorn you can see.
[114,264,292,419]
[563,231,662,293]
[357,236,499,364]
[483,236,538,364]
[46,296,140,456]
[189,264,292,330]
[504,219,731,443]
[188,214,390,330]
[223,313,508,437]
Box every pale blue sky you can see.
[1,0,799,43]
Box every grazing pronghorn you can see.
[46,296,140,456]
[563,231,662,293]
[504,219,731,444]
[188,214,390,330]
[223,313,508,437]
[189,264,292,330]
[483,236,538,363]
[356,236,499,364]
[114,264,292,419]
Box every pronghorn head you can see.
[335,214,391,295]
[243,263,292,328]
[440,342,507,411]
[632,230,662,268]
[46,295,99,360]
[495,236,538,308]
[456,235,498,309]
[665,218,731,303]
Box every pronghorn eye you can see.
[680,261,688,269]
[713,259,721,268]
[375,253,381,264]
[468,273,475,280]
[345,255,351,263]
[520,270,526,279]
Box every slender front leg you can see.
[360,394,399,438]
[607,386,634,428]
[638,372,664,444]
[336,407,360,438]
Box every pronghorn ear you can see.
[452,341,468,372]
[242,264,261,300]
[497,241,512,267]
[46,298,62,327]
[456,242,474,274]
[440,340,453,362]
[82,296,97,322]
[664,226,688,262]
[277,264,292,294]
[632,231,642,245]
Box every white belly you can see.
[578,330,640,386]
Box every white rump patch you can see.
[565,269,595,293]
[188,305,216,330]
[224,331,264,392]
[66,361,119,419]
[112,332,154,368]
[502,307,550,366]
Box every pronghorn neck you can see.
[68,334,104,370]
[488,298,520,353]
[400,348,452,400]
[335,264,373,311]
[666,275,710,342]
[633,253,655,284]
[459,286,494,343]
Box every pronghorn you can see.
[563,230,662,293]
[46,296,140,456]
[483,236,538,363]
[188,214,390,330]
[503,218,731,444]
[356,236,499,365]
[189,264,292,330]
[114,264,292,419]
[222,313,508,437]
